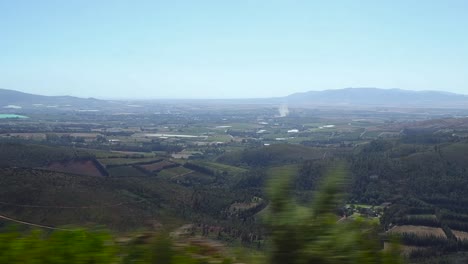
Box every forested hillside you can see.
[2,126,468,262]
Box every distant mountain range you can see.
[1,87,468,109]
[283,88,468,107]
[0,88,104,109]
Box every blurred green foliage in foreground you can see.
[0,164,401,263]
[265,163,402,264]
[0,229,116,264]
[0,228,236,264]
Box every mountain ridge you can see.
[283,87,468,107]
[1,87,467,108]
[0,88,104,109]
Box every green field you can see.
[225,123,262,129]
[107,166,149,177]
[194,161,247,174]
[158,166,193,179]
[267,164,299,178]
[80,149,129,159]
[98,157,161,166]
[206,134,233,142]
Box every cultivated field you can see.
[107,166,148,177]
[194,161,247,174]
[99,157,160,166]
[383,243,428,256]
[388,225,446,238]
[158,166,193,179]
[452,230,468,241]
[267,164,299,178]
[47,159,106,177]
[140,160,175,172]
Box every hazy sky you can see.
[1,1,468,99]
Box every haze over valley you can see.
[2,87,468,110]
[2,0,468,263]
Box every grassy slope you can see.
[0,167,160,231]
[0,142,242,232]
[216,143,335,166]
[107,166,149,177]
[266,164,299,179]
[98,157,161,166]
[194,161,247,174]
[0,166,235,231]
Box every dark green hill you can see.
[0,142,91,167]
[217,143,344,167]
[0,167,158,230]
[0,142,250,232]
[349,139,468,205]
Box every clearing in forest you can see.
[47,159,106,177]
[452,230,468,241]
[388,225,446,238]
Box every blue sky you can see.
[1,0,467,99]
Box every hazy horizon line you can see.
[1,87,467,101]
